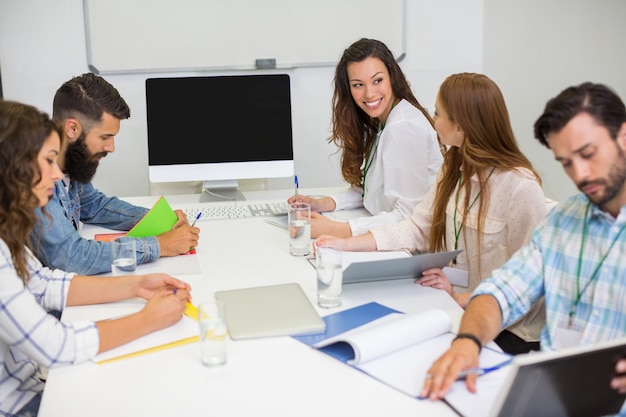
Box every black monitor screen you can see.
[145,74,294,167]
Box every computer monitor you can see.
[145,74,295,202]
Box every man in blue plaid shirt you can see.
[421,82,626,406]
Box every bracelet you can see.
[453,333,482,353]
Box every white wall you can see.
[0,0,482,198]
[8,1,625,203]
[482,0,626,202]
[4,0,626,203]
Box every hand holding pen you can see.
[189,213,201,252]
[424,358,512,382]
[420,356,512,400]
[191,212,201,228]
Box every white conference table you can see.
[38,188,464,417]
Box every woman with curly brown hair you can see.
[0,99,192,417]
[289,38,444,238]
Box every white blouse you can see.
[330,99,442,236]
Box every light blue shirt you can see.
[474,193,626,351]
[29,178,160,275]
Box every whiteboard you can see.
[83,0,406,74]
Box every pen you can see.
[189,213,201,252]
[424,358,512,381]
[455,368,485,380]
[424,368,483,382]
[294,175,299,201]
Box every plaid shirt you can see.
[475,193,626,351]
[0,241,99,416]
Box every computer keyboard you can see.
[183,201,289,221]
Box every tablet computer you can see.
[490,337,626,417]
[342,249,462,284]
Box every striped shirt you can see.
[475,193,626,350]
[0,241,99,416]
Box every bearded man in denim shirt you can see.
[29,73,199,275]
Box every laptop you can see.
[342,249,462,284]
[215,283,326,340]
[489,337,626,417]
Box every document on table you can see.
[294,302,512,417]
[88,303,199,364]
[264,207,372,230]
[132,252,201,276]
[322,207,371,221]
[307,249,411,270]
[94,252,201,276]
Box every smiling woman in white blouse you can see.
[288,38,445,238]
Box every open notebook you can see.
[293,302,513,417]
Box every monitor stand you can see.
[199,180,247,203]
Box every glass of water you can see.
[316,247,343,308]
[111,239,137,275]
[288,202,311,256]
[198,300,228,366]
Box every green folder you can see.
[126,196,177,237]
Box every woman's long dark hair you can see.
[330,38,443,187]
[0,99,64,281]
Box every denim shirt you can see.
[29,178,160,275]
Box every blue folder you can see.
[292,302,402,362]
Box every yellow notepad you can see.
[126,195,178,238]
[96,302,199,365]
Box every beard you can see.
[578,144,626,207]
[63,134,108,184]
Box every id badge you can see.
[442,266,469,287]
[553,325,583,350]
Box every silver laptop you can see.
[489,337,626,417]
[215,283,326,340]
[342,250,462,284]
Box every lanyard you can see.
[362,130,381,198]
[452,168,495,263]
[570,201,626,323]
[361,100,398,198]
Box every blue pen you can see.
[423,357,512,382]
[189,213,201,252]
[294,175,299,200]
